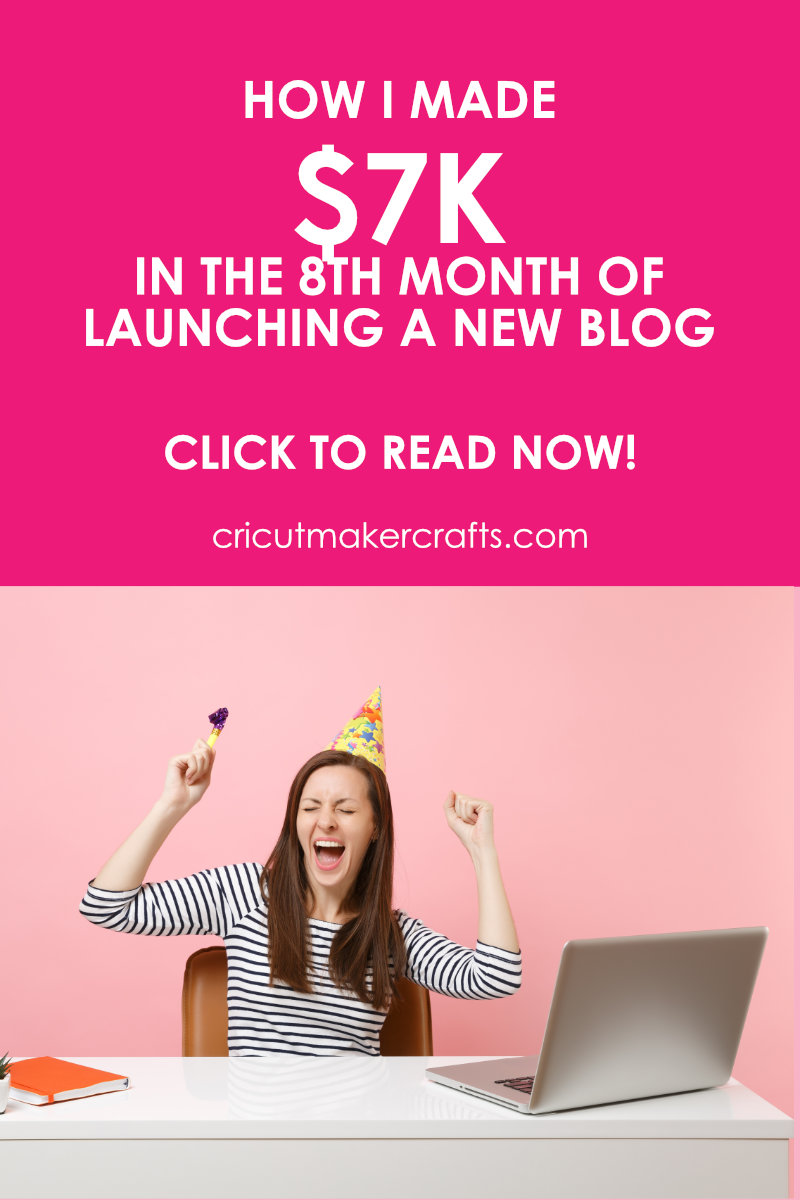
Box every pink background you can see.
[1,586,792,1115]
[4,2,798,584]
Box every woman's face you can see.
[296,764,376,902]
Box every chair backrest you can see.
[182,946,433,1056]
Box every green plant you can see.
[0,1055,11,1080]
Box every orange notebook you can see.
[8,1057,129,1105]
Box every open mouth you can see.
[313,840,346,870]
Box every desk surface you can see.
[1,1056,792,1141]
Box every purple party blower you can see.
[207,707,229,747]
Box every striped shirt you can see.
[79,861,522,1056]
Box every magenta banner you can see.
[6,4,796,583]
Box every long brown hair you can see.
[260,749,407,1009]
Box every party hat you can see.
[327,686,385,772]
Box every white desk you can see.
[0,1056,792,1199]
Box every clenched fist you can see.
[157,739,216,817]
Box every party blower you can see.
[207,707,229,748]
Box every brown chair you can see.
[182,946,433,1056]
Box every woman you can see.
[80,693,521,1056]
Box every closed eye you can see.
[300,802,359,813]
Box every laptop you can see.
[426,926,767,1115]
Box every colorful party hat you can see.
[326,686,385,772]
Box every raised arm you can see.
[80,740,262,937]
[91,740,216,890]
[443,791,520,954]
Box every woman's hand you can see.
[444,791,496,859]
[156,739,216,817]
[90,736,219,893]
[444,791,519,953]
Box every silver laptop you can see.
[426,927,767,1114]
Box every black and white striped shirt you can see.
[80,862,522,1056]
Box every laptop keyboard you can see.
[495,1075,535,1095]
